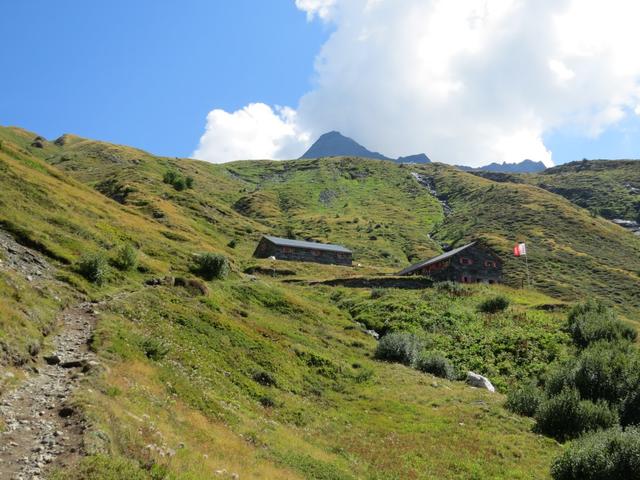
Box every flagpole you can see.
[524,251,531,287]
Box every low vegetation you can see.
[163,169,194,191]
[504,300,640,476]
[76,253,108,285]
[551,427,640,480]
[191,252,230,280]
[415,350,455,380]
[338,285,570,389]
[112,243,138,271]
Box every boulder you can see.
[466,371,495,392]
[43,355,61,365]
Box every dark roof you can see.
[397,242,476,275]
[262,235,352,254]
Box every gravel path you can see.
[0,303,98,479]
[0,229,99,479]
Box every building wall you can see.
[253,239,352,266]
[411,244,502,284]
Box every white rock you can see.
[466,372,495,393]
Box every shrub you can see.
[162,169,193,191]
[370,287,386,299]
[551,427,640,480]
[162,170,178,184]
[112,244,137,271]
[172,176,187,191]
[374,332,423,366]
[572,341,638,404]
[252,371,277,387]
[620,386,640,427]
[620,379,640,427]
[141,337,169,361]
[567,300,637,348]
[545,364,577,397]
[478,295,510,314]
[227,239,237,249]
[506,382,544,417]
[77,253,108,285]
[535,388,618,441]
[192,253,229,280]
[415,351,455,379]
[434,281,470,297]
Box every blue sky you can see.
[2,1,640,166]
[0,1,327,157]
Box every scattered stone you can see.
[363,329,379,340]
[60,360,85,369]
[43,355,61,366]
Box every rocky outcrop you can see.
[411,172,452,216]
[612,219,640,236]
[466,372,495,392]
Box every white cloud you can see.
[193,103,309,163]
[194,0,640,167]
[295,0,336,21]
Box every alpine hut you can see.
[253,235,352,266]
[397,241,502,284]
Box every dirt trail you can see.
[0,303,98,479]
[0,230,99,479]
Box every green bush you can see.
[163,169,193,191]
[192,252,230,280]
[506,382,544,417]
[77,253,108,285]
[173,176,186,191]
[162,170,179,184]
[572,342,638,404]
[141,337,169,361]
[535,388,618,441]
[375,332,423,366]
[112,243,137,271]
[567,300,637,348]
[551,427,640,480]
[621,380,640,427]
[545,364,576,397]
[478,295,510,314]
[415,351,455,379]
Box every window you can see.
[312,250,321,256]
[460,257,473,265]
[484,260,497,268]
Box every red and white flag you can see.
[513,242,527,257]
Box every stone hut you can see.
[397,241,502,284]
[253,235,352,266]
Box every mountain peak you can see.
[300,131,391,161]
[397,153,431,164]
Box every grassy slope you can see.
[2,126,637,478]
[415,163,640,317]
[533,160,640,221]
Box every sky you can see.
[2,1,640,167]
